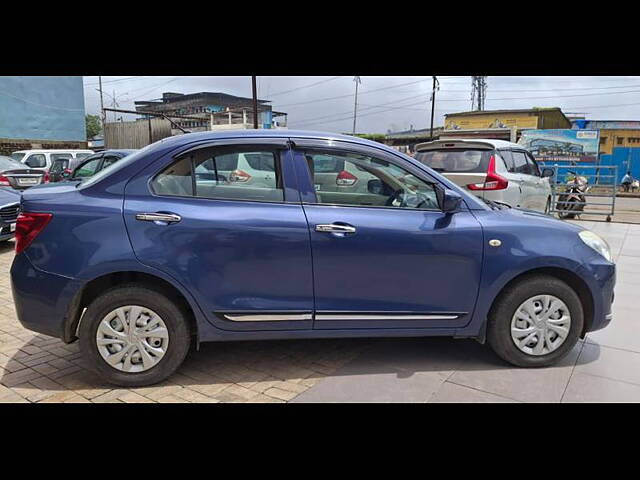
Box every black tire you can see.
[487,274,583,367]
[79,284,191,387]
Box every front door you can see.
[291,141,484,330]
[124,140,314,331]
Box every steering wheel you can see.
[386,189,434,209]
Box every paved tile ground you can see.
[1,219,639,403]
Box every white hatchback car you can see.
[414,139,553,213]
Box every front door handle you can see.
[136,213,182,223]
[315,223,356,234]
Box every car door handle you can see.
[135,213,182,223]
[315,224,356,234]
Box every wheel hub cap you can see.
[510,295,571,356]
[96,305,169,373]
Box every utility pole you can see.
[430,76,439,139]
[471,76,488,111]
[352,76,361,135]
[251,76,259,129]
[98,76,106,128]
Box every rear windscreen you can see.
[414,149,492,173]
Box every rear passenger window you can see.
[499,150,515,172]
[151,147,284,203]
[511,151,529,174]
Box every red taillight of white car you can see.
[42,172,50,183]
[336,170,358,186]
[0,175,10,186]
[15,213,53,254]
[229,169,251,183]
[466,155,508,191]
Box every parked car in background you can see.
[11,130,615,387]
[0,155,45,190]
[11,149,94,174]
[49,149,136,182]
[0,187,21,242]
[414,139,553,213]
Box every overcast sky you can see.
[83,76,640,133]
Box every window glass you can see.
[499,150,515,171]
[414,149,492,173]
[101,156,120,170]
[25,154,46,168]
[75,152,92,160]
[74,158,102,178]
[51,159,69,172]
[305,150,439,210]
[11,153,25,162]
[525,152,541,176]
[511,151,529,174]
[51,153,72,163]
[152,148,284,203]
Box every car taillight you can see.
[15,213,53,254]
[0,175,10,186]
[43,172,50,183]
[467,155,508,191]
[336,170,358,186]
[229,169,251,182]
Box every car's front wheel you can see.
[79,284,191,387]
[487,275,583,367]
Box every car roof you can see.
[12,149,94,154]
[415,138,523,151]
[152,129,392,151]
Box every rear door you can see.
[523,151,549,211]
[512,150,541,210]
[123,139,315,332]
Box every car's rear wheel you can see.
[487,275,583,367]
[79,284,191,387]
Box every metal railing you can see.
[546,164,618,222]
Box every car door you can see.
[123,139,314,332]
[291,139,484,330]
[523,151,549,211]
[509,150,535,208]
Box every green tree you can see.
[85,114,102,139]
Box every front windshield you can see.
[10,152,25,162]
[78,145,153,189]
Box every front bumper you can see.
[10,253,80,339]
[575,257,616,334]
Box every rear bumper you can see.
[10,253,80,340]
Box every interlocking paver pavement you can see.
[2,217,640,403]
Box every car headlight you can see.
[579,230,613,262]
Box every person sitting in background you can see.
[621,171,633,192]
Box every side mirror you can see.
[541,168,554,178]
[435,185,463,212]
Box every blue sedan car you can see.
[10,130,615,386]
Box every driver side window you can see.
[304,150,439,210]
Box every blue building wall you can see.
[0,76,85,141]
[600,148,640,182]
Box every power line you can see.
[273,78,432,108]
[267,76,343,96]
[84,76,147,86]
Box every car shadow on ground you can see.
[0,241,15,254]
[0,332,598,401]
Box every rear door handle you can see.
[315,224,356,234]
[135,213,182,223]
